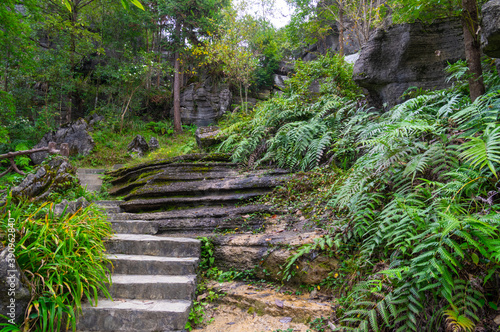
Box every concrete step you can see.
[109,254,198,275]
[78,168,107,174]
[108,274,196,300]
[106,234,200,257]
[77,299,191,331]
[120,192,265,212]
[111,220,158,234]
[77,168,106,193]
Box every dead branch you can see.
[0,142,69,178]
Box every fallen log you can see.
[0,142,69,177]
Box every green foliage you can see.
[218,53,362,171]
[320,62,500,331]
[1,195,113,331]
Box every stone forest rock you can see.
[52,197,90,216]
[11,157,80,202]
[273,74,290,91]
[0,247,31,324]
[148,137,160,151]
[173,78,232,126]
[30,118,95,164]
[301,24,361,62]
[127,135,149,157]
[195,126,222,149]
[211,232,338,285]
[353,18,465,109]
[482,0,500,58]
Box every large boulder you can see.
[482,0,500,58]
[173,78,232,126]
[11,157,80,202]
[30,118,95,164]
[0,247,31,324]
[353,18,465,109]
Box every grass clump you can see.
[73,117,200,168]
[0,195,113,331]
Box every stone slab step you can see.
[109,205,272,221]
[77,168,107,174]
[109,254,198,275]
[77,299,191,331]
[96,200,124,206]
[123,174,288,201]
[111,220,158,234]
[120,192,265,212]
[102,206,122,213]
[108,274,196,300]
[106,234,200,257]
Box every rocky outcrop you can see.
[301,24,361,62]
[11,157,80,202]
[127,135,149,157]
[173,78,232,126]
[211,232,338,285]
[273,74,290,91]
[148,137,160,151]
[195,126,222,149]
[0,247,31,324]
[30,118,95,164]
[52,197,90,216]
[482,0,500,58]
[353,18,465,109]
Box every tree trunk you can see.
[173,21,182,133]
[338,3,344,57]
[462,0,485,102]
[3,49,9,92]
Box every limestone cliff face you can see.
[353,18,465,109]
[482,0,500,58]
[172,78,232,126]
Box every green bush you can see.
[1,195,113,331]
[218,53,362,171]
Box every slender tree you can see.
[158,0,229,133]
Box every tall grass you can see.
[1,195,113,331]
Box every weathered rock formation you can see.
[211,232,338,285]
[127,135,149,157]
[11,157,80,202]
[52,197,90,216]
[195,126,223,149]
[353,18,466,109]
[0,247,31,324]
[105,153,336,285]
[301,24,361,62]
[148,137,160,151]
[106,153,289,213]
[482,0,500,58]
[31,118,95,164]
[173,78,232,126]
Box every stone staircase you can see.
[76,154,288,331]
[76,168,106,192]
[77,200,200,332]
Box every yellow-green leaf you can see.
[130,0,145,10]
